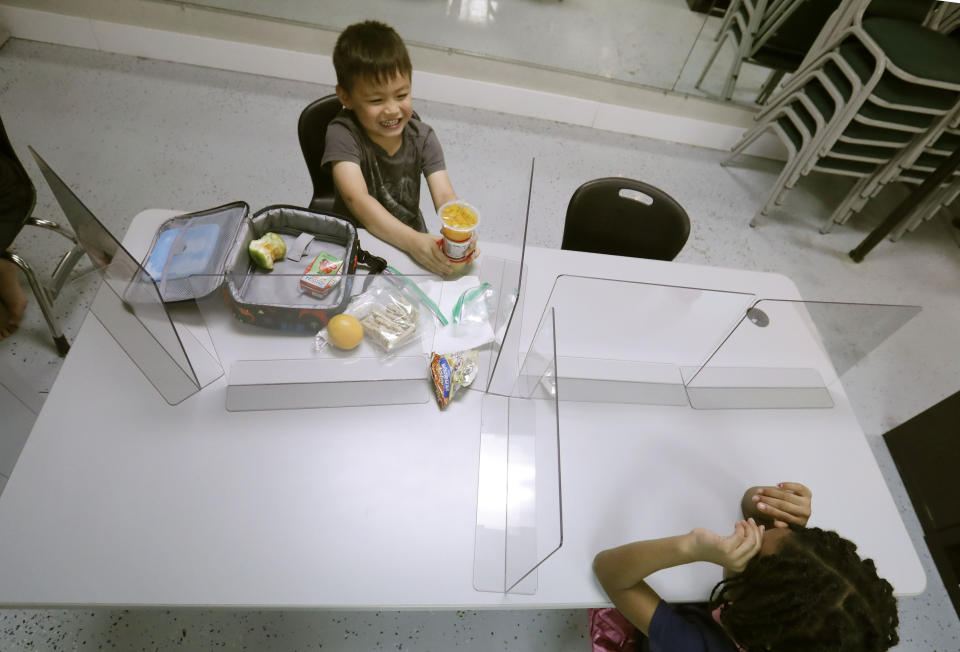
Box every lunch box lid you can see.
[143,200,250,303]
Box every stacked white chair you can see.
[724,0,960,231]
[927,1,960,34]
[697,0,838,103]
[820,105,960,234]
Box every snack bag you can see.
[430,350,479,409]
[314,275,423,354]
[360,291,419,352]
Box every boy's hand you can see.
[689,519,764,574]
[463,232,479,259]
[745,482,812,529]
[407,231,452,276]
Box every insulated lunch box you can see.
[142,202,384,333]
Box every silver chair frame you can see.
[2,218,85,356]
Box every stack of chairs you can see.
[927,1,960,34]
[724,0,960,232]
[820,102,960,236]
[698,0,840,103]
[886,127,960,241]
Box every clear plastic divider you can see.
[31,148,222,405]
[428,254,524,393]
[540,275,756,405]
[183,254,532,411]
[683,299,922,409]
[474,308,560,594]
[477,159,534,397]
[187,271,443,410]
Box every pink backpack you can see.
[589,608,641,651]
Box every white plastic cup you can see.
[438,200,479,261]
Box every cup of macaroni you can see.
[438,200,479,261]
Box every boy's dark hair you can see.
[333,21,412,92]
[709,525,899,652]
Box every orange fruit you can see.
[327,314,363,350]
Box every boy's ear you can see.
[335,86,351,110]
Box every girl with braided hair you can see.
[593,482,899,652]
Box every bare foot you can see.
[0,256,28,340]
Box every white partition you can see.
[684,299,922,409]
[475,308,560,594]
[529,275,921,411]
[32,148,223,406]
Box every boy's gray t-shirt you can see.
[321,110,446,233]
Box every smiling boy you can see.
[322,21,459,275]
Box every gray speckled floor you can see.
[0,609,590,651]
[1,38,959,650]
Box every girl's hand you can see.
[690,519,764,574]
[751,482,812,528]
[407,232,452,276]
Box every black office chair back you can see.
[298,94,344,214]
[561,178,690,261]
[0,115,36,252]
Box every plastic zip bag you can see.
[433,281,496,354]
[314,275,433,355]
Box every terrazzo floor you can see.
[1,37,959,650]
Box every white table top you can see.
[0,210,924,608]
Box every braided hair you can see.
[707,525,899,652]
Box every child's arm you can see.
[425,170,477,257]
[332,161,452,275]
[741,482,812,529]
[425,169,457,209]
[593,519,764,636]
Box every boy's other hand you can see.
[408,232,452,276]
[744,482,811,529]
[689,519,764,574]
[463,232,479,259]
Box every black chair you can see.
[298,94,343,214]
[560,178,690,261]
[297,94,422,216]
[0,115,85,355]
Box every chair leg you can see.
[722,122,771,166]
[696,33,730,90]
[4,251,69,356]
[890,185,952,241]
[749,154,799,227]
[722,50,747,101]
[49,243,86,299]
[756,70,786,105]
[716,0,739,40]
[821,177,872,233]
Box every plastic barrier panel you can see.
[32,148,222,405]
[540,275,756,405]
[683,299,921,409]
[474,307,560,594]
[187,271,442,410]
